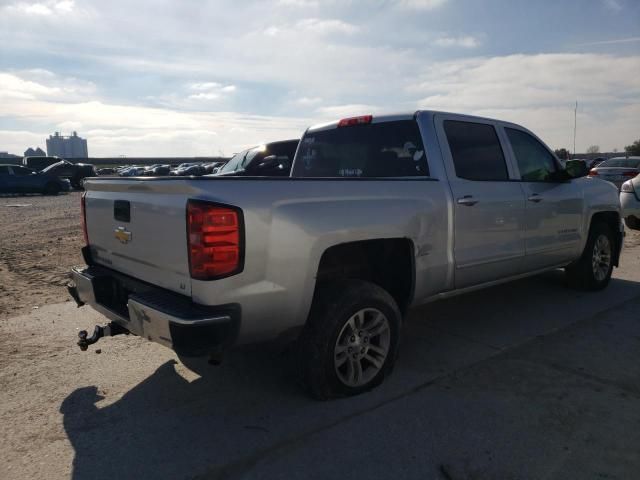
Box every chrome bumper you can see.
[70,265,239,356]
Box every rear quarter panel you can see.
[183,178,450,344]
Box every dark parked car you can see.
[0,164,71,195]
[144,164,171,176]
[589,156,640,189]
[203,161,226,174]
[181,164,206,176]
[97,168,117,175]
[22,156,63,171]
[41,160,96,188]
[214,139,299,176]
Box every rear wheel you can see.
[625,216,640,230]
[297,280,401,399]
[44,182,60,195]
[566,222,615,291]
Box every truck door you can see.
[503,127,584,269]
[435,115,526,288]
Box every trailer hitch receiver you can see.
[77,322,129,351]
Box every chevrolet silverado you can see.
[69,110,623,399]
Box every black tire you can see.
[625,216,640,231]
[297,279,402,400]
[566,222,615,291]
[44,182,60,196]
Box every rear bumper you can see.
[69,265,240,357]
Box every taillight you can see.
[588,169,598,176]
[337,115,373,127]
[187,200,243,280]
[81,191,89,245]
[623,171,638,178]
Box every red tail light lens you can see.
[187,200,243,280]
[623,171,638,178]
[81,192,89,245]
[337,115,373,127]
[588,169,598,176]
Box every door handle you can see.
[528,194,543,203]
[457,195,478,206]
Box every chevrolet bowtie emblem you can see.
[114,227,132,244]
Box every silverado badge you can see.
[114,227,132,244]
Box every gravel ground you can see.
[1,191,640,479]
[0,192,84,319]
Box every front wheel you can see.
[297,280,401,400]
[566,222,615,291]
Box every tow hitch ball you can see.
[77,322,129,351]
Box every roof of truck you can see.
[306,110,523,133]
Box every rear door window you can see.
[444,120,508,181]
[293,120,428,178]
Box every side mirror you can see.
[565,160,589,179]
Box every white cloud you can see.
[602,0,622,12]
[575,36,640,47]
[3,0,75,15]
[296,96,323,106]
[185,82,236,102]
[434,35,480,48]
[315,104,381,119]
[295,18,359,35]
[277,0,319,6]
[409,53,640,150]
[0,71,306,156]
[396,0,449,10]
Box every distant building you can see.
[24,147,46,157]
[46,131,88,158]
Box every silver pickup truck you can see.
[69,110,623,399]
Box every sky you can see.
[0,0,639,157]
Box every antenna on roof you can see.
[573,100,578,159]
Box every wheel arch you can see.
[589,211,623,267]
[314,238,416,314]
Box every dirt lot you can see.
[1,193,640,479]
[0,192,84,318]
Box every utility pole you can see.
[573,100,578,158]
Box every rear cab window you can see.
[292,119,429,178]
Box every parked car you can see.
[70,111,622,399]
[620,174,640,230]
[0,164,71,195]
[203,162,226,174]
[119,166,146,177]
[22,156,63,171]
[589,157,606,169]
[170,163,203,176]
[41,160,96,189]
[588,156,640,189]
[144,164,171,176]
[214,139,299,176]
[97,168,117,176]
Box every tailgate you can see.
[84,179,193,296]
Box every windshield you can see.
[599,158,640,168]
[292,120,428,178]
[41,161,65,173]
[218,148,252,174]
